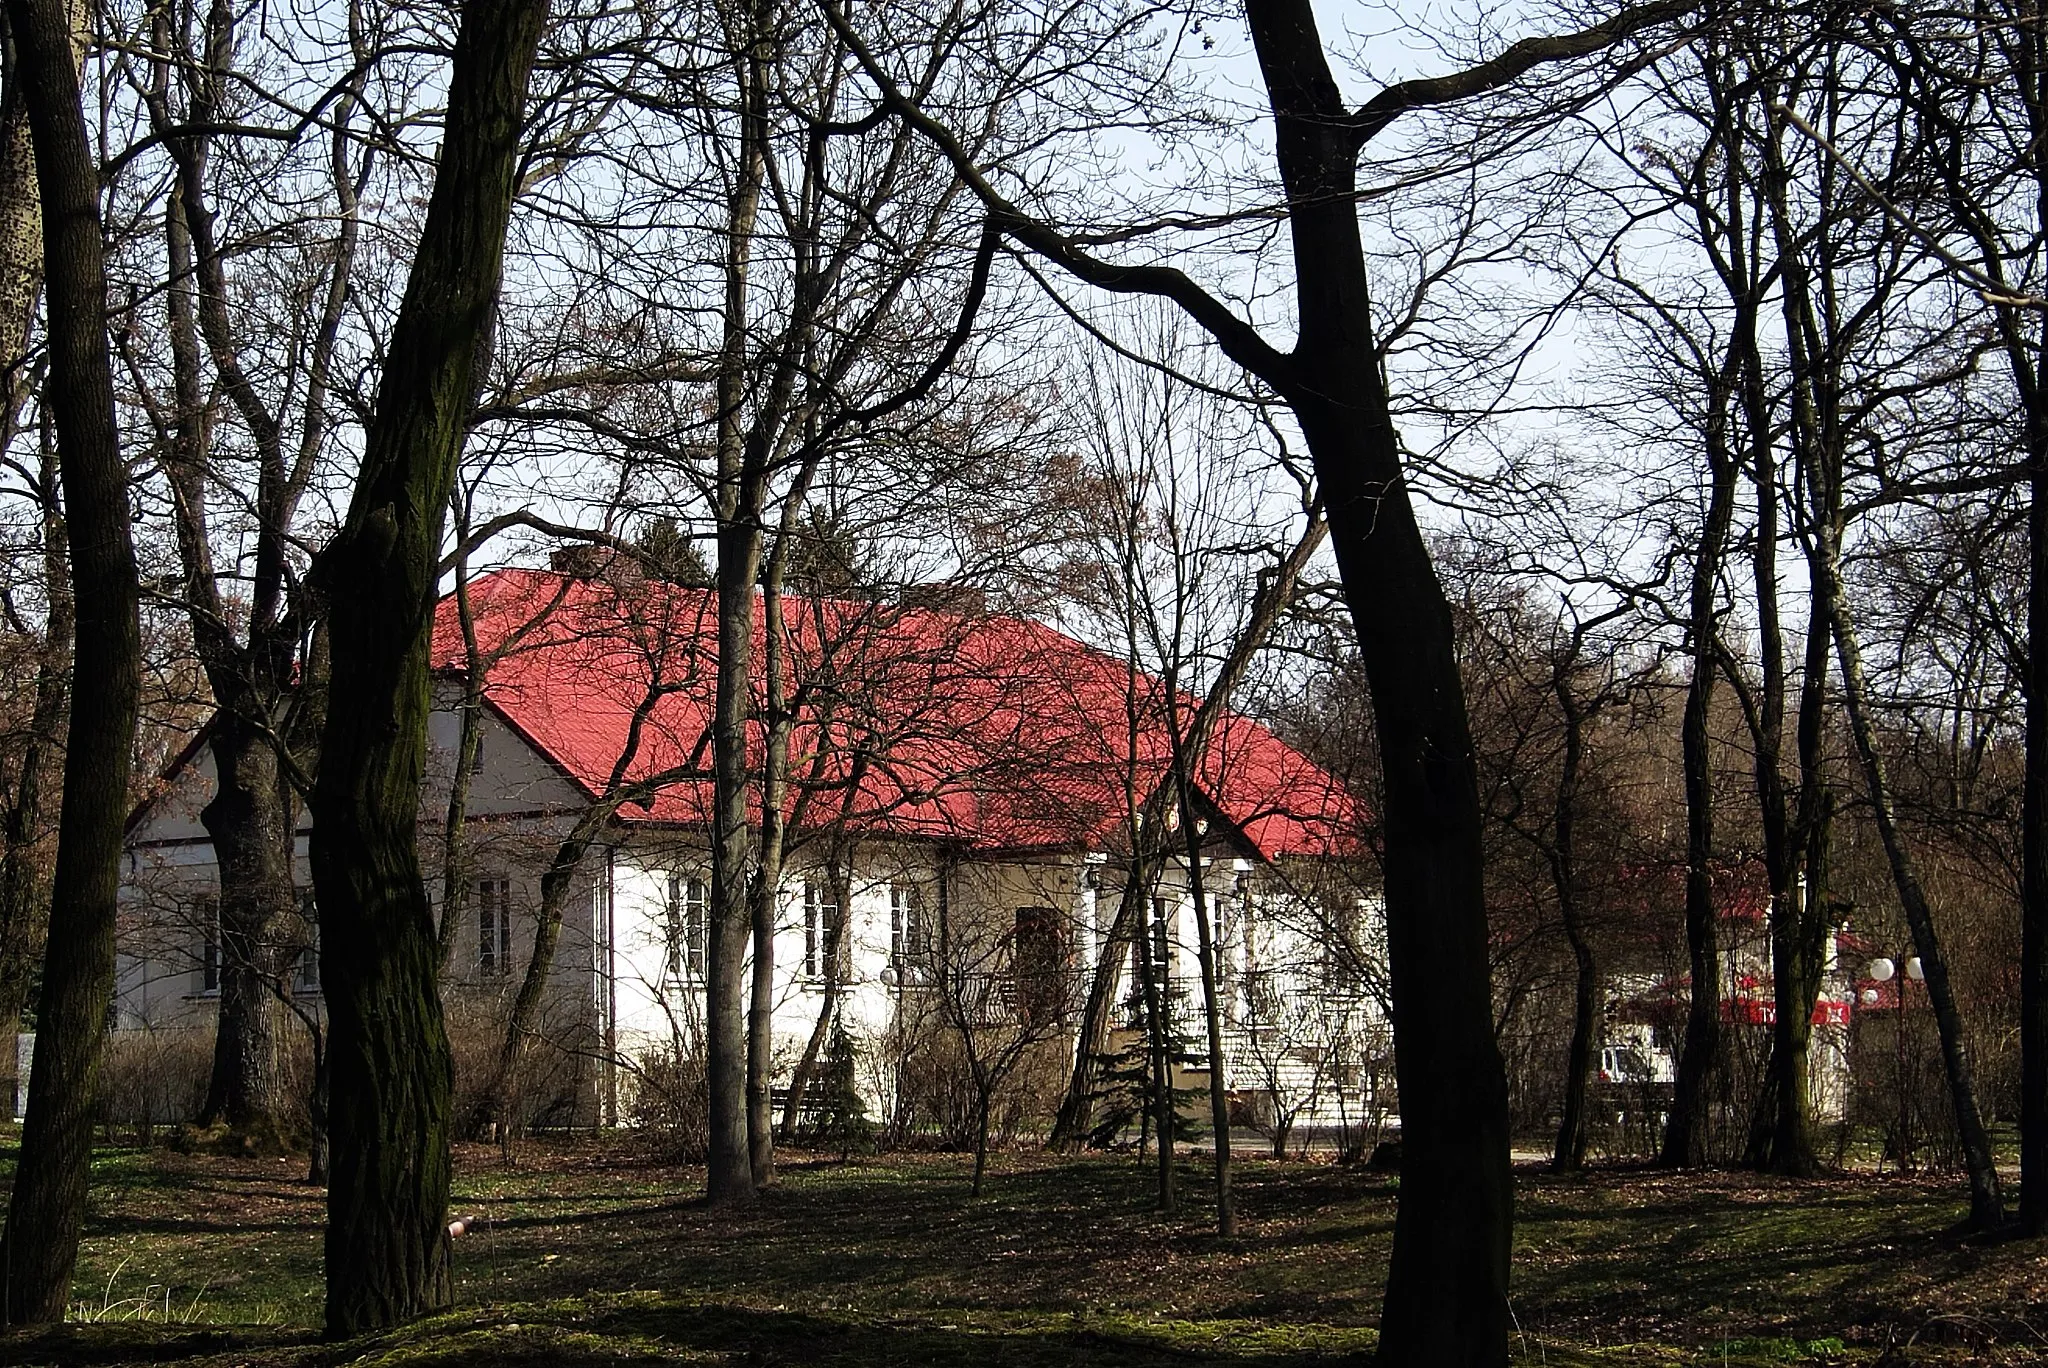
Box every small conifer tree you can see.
[806,1018,876,1160]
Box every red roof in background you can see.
[431,569,1363,858]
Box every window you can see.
[1012,906,1065,1028]
[890,883,925,966]
[477,878,513,977]
[666,873,707,980]
[803,879,838,979]
[1150,894,1174,976]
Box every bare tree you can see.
[0,0,141,1320]
[825,1,1695,1355]
[307,0,547,1331]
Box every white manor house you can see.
[113,560,1387,1137]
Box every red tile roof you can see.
[430,569,1361,858]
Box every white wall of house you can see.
[114,687,1390,1132]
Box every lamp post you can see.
[1864,953,1924,1172]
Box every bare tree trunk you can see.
[2003,0,2048,1239]
[0,446,67,1122]
[1662,392,1737,1166]
[1136,889,1176,1213]
[307,0,547,1331]
[306,1028,330,1186]
[0,0,81,1133]
[197,721,295,1137]
[970,1088,991,1197]
[470,813,608,1140]
[1051,865,1146,1150]
[1051,874,1140,1150]
[1748,542,1833,1177]
[705,0,772,1206]
[1176,797,1234,1235]
[778,865,848,1144]
[470,679,685,1139]
[1551,686,1594,1173]
[0,0,141,1320]
[748,553,800,1184]
[1241,5,1510,1352]
[2027,331,2048,1233]
[1049,513,1325,1152]
[1828,554,2005,1229]
[438,510,487,971]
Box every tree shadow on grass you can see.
[0,1299,1378,1368]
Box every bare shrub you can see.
[891,1030,1065,1152]
[96,1028,210,1144]
[628,1041,709,1162]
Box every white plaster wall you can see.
[116,703,1392,1128]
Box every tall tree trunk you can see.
[708,528,762,1203]
[1140,890,1176,1213]
[704,0,772,1205]
[0,0,141,1322]
[1048,513,1325,1152]
[307,0,546,1332]
[197,719,296,1136]
[1551,685,1594,1173]
[2026,303,2048,1234]
[1175,792,1234,1235]
[1827,555,2005,1230]
[1243,3,1510,1356]
[1747,568,1832,1178]
[747,563,796,1183]
[1662,411,1737,1166]
[0,0,79,1139]
[2008,0,2048,1239]
[0,448,67,1123]
[1050,878,1142,1150]
[438,513,487,970]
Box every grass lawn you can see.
[0,1135,2043,1366]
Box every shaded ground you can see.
[2,1135,2045,1366]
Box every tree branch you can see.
[1346,0,1699,150]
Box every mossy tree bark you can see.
[307,0,546,1333]
[0,0,140,1323]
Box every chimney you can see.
[550,544,644,587]
[900,583,986,616]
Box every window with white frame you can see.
[1149,894,1174,976]
[477,878,513,977]
[889,882,926,967]
[803,878,838,980]
[667,872,707,980]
